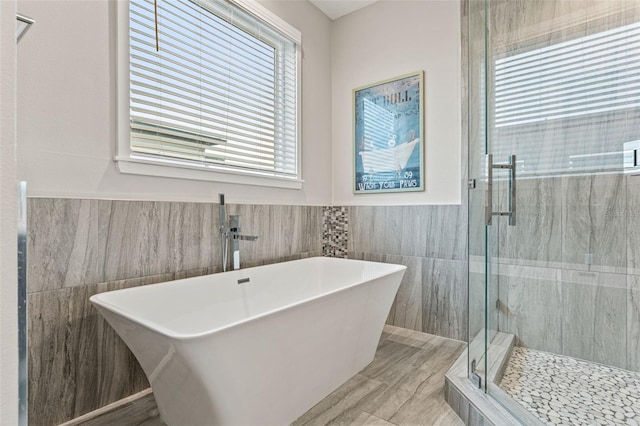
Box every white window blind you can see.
[492,20,640,176]
[128,0,300,179]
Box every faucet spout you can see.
[235,235,259,242]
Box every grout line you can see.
[362,410,399,425]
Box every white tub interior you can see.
[92,257,404,338]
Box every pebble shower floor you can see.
[500,347,640,426]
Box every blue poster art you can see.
[353,72,424,193]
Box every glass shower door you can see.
[467,0,499,391]
[469,0,640,423]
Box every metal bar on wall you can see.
[18,181,27,426]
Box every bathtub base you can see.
[154,278,395,425]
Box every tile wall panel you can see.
[227,204,322,264]
[421,258,468,341]
[101,201,172,282]
[498,177,562,268]
[423,206,467,261]
[28,199,103,293]
[346,204,469,342]
[385,255,423,332]
[561,174,627,274]
[355,253,424,333]
[499,264,563,354]
[349,205,467,262]
[627,275,640,372]
[626,176,640,275]
[28,274,174,426]
[348,206,404,256]
[559,271,627,369]
[27,199,323,425]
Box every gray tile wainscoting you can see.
[29,198,471,425]
[29,274,169,426]
[346,204,469,342]
[348,205,467,261]
[28,200,322,294]
[27,198,322,426]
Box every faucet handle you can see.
[229,215,241,233]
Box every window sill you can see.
[115,156,303,189]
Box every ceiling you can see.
[309,0,379,20]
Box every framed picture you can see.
[353,71,424,194]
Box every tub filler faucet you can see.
[219,194,259,272]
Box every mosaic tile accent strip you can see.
[322,206,349,258]
[501,347,640,426]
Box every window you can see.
[116,0,302,188]
[491,17,640,177]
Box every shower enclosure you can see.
[468,0,640,423]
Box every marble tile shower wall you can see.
[27,198,322,426]
[346,205,469,342]
[489,174,640,373]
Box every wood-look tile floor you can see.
[77,325,466,426]
[293,325,467,426]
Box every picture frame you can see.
[353,71,425,194]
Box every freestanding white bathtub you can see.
[90,257,406,425]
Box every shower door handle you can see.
[485,154,516,226]
[485,154,493,226]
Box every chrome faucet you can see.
[219,194,259,272]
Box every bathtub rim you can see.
[90,257,406,341]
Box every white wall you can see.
[0,0,19,424]
[331,0,461,205]
[16,0,332,205]
[17,0,461,206]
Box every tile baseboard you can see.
[58,388,163,426]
